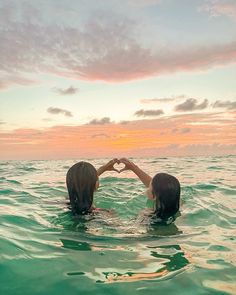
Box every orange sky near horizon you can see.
[1,111,235,160]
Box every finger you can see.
[119,168,127,173]
[108,159,116,167]
[119,158,127,164]
[112,168,120,173]
[120,160,128,166]
[106,160,113,166]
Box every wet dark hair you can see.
[66,161,98,215]
[152,173,180,220]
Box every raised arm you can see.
[119,158,152,187]
[97,158,120,176]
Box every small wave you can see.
[19,166,38,172]
[193,183,218,190]
[219,187,236,196]
[207,166,223,170]
[0,188,19,196]
[6,179,21,185]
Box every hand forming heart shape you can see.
[107,158,133,174]
[103,158,130,174]
[113,162,126,173]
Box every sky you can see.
[0,0,236,160]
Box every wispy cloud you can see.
[135,109,164,117]
[1,2,236,87]
[201,0,236,20]
[75,36,236,83]
[53,86,79,95]
[0,75,36,90]
[171,127,191,134]
[91,133,110,139]
[181,127,191,134]
[119,120,130,125]
[47,107,73,117]
[175,98,208,112]
[140,96,185,104]
[212,100,236,110]
[87,117,112,125]
[42,118,54,122]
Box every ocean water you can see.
[0,156,236,295]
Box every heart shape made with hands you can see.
[113,162,126,173]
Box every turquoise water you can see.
[0,156,236,294]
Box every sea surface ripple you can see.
[0,156,236,294]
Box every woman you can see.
[66,159,119,215]
[119,158,181,224]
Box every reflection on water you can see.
[61,239,190,284]
[98,244,189,284]
[58,215,189,284]
[61,239,92,251]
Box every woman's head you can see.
[150,173,180,220]
[66,161,98,215]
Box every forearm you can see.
[97,165,106,176]
[97,158,119,176]
[130,163,152,187]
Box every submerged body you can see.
[66,158,181,225]
[119,158,181,224]
[66,159,120,215]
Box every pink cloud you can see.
[0,74,36,90]
[1,2,236,87]
[72,40,236,82]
